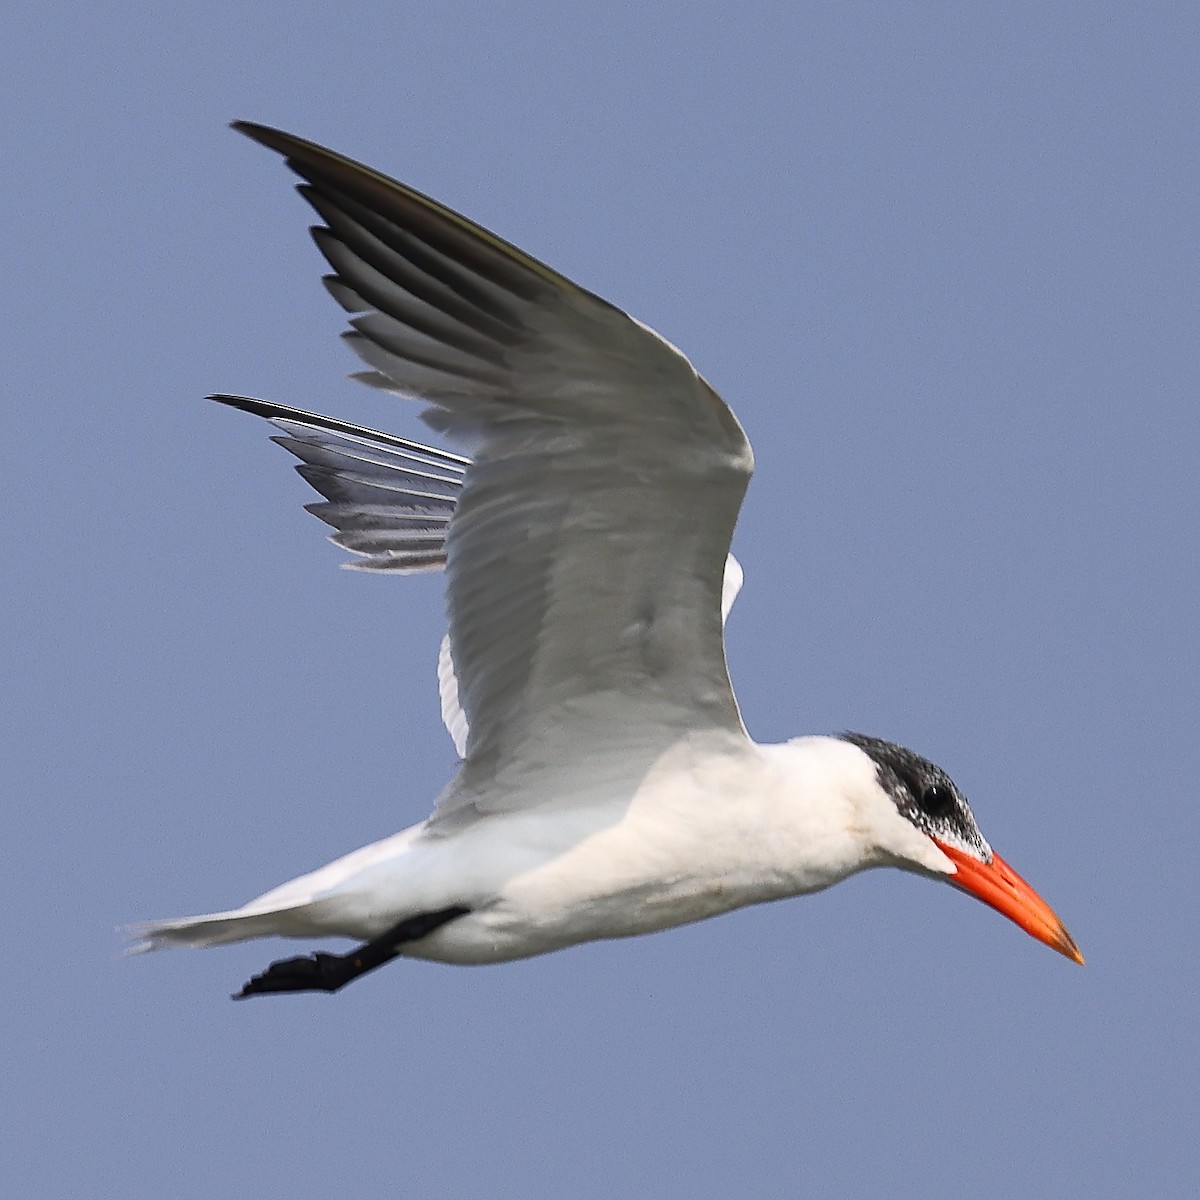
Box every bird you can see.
[130,121,1083,999]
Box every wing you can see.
[210,394,745,758]
[232,122,755,795]
[209,395,467,574]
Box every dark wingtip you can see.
[229,120,311,160]
[206,393,275,419]
[206,393,326,427]
[229,119,269,143]
[230,118,274,141]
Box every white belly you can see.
[405,835,782,966]
[409,768,862,963]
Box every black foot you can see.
[233,951,353,999]
[232,905,470,1000]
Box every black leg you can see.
[232,905,470,1000]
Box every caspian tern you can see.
[131,122,1082,998]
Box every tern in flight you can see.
[131,122,1082,998]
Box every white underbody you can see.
[133,734,953,964]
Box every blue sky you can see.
[5,2,1197,1196]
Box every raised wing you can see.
[209,395,745,758]
[232,122,755,795]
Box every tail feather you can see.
[124,901,321,953]
[126,828,425,954]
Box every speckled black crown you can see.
[838,732,991,861]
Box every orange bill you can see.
[934,841,1084,964]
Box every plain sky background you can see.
[4,3,1197,1196]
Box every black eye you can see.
[919,785,955,818]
